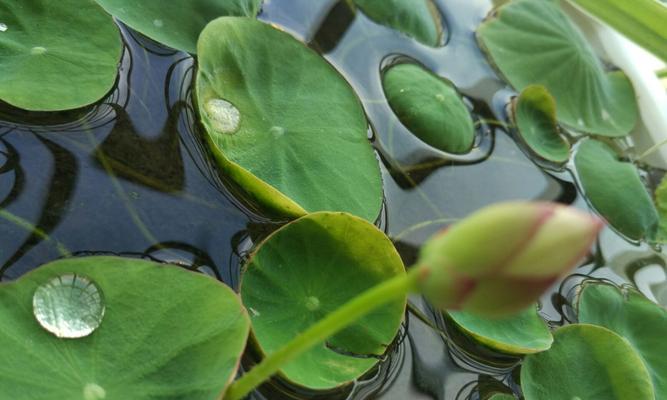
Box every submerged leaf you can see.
[197,18,383,221]
[0,256,249,400]
[241,212,406,389]
[94,0,262,54]
[447,304,553,355]
[0,0,122,111]
[383,63,475,154]
[574,139,658,241]
[478,0,638,136]
[353,0,443,46]
[578,282,667,399]
[521,324,655,400]
[512,85,570,163]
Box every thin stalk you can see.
[224,267,425,400]
[567,0,667,62]
[637,137,667,162]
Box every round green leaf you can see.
[353,0,443,46]
[0,256,250,400]
[578,282,667,399]
[382,63,475,154]
[521,324,655,400]
[240,212,407,389]
[447,304,553,355]
[477,0,638,137]
[94,0,262,54]
[513,85,570,163]
[196,18,383,221]
[574,139,658,241]
[0,0,122,111]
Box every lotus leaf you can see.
[197,18,383,221]
[0,0,122,111]
[383,63,475,154]
[447,304,553,355]
[0,256,249,400]
[574,139,658,241]
[94,0,262,54]
[578,282,667,399]
[521,324,655,400]
[513,85,570,163]
[240,212,406,389]
[478,0,638,136]
[353,0,443,46]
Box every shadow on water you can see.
[0,0,664,399]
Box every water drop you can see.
[33,274,105,339]
[153,19,163,28]
[205,99,240,134]
[435,93,445,102]
[0,23,7,32]
[305,296,320,311]
[577,118,584,127]
[83,383,106,400]
[269,126,285,137]
[30,46,47,55]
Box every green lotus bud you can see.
[416,202,603,317]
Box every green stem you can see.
[224,267,424,400]
[0,209,70,257]
[567,0,667,62]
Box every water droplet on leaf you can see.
[305,296,320,311]
[0,23,7,32]
[205,99,240,134]
[33,274,105,339]
[269,126,285,137]
[30,46,47,55]
[83,383,106,400]
[153,19,163,28]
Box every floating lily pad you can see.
[241,212,406,389]
[382,63,475,154]
[478,0,638,136]
[94,0,262,54]
[512,85,570,163]
[0,256,250,400]
[447,304,553,355]
[521,324,655,400]
[353,0,443,46]
[0,0,122,111]
[574,139,658,241]
[197,18,383,221]
[578,282,667,399]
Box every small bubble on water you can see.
[33,274,105,339]
[0,23,7,32]
[205,99,240,134]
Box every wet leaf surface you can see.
[0,256,249,400]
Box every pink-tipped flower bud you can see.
[416,202,603,317]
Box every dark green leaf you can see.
[383,63,475,154]
[241,212,406,389]
[574,138,658,241]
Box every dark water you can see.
[0,1,663,399]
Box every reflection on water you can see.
[0,0,665,399]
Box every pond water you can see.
[0,0,664,399]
